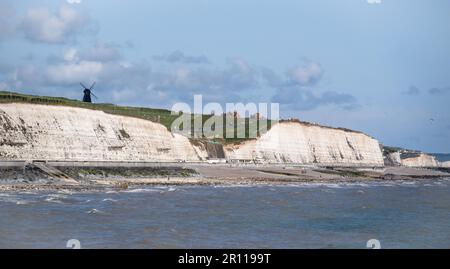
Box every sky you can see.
[0,0,449,153]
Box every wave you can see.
[105,190,118,194]
[41,193,70,204]
[122,188,161,193]
[15,200,31,205]
[123,186,178,193]
[44,193,69,199]
[86,208,105,215]
[102,198,118,203]
[44,197,64,204]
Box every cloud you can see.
[0,41,150,103]
[43,45,149,94]
[20,5,89,44]
[261,67,283,88]
[144,57,260,105]
[261,60,325,89]
[47,42,122,64]
[153,50,210,64]
[63,48,78,62]
[1,48,260,106]
[1,44,358,112]
[367,0,382,4]
[272,87,358,111]
[263,59,357,111]
[428,87,450,95]
[67,0,82,4]
[80,42,122,62]
[46,61,103,85]
[286,62,323,87]
[403,86,420,96]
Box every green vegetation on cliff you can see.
[1,91,369,145]
[0,91,272,144]
[0,91,177,129]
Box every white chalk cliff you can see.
[225,122,384,166]
[0,103,200,162]
[400,153,440,167]
[383,150,440,167]
[0,103,387,167]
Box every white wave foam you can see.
[15,199,32,205]
[123,188,161,193]
[44,197,64,204]
[86,208,105,214]
[44,194,69,199]
[105,191,118,194]
[102,198,118,203]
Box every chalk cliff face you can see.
[384,152,402,166]
[400,153,439,167]
[0,104,200,162]
[224,122,384,166]
[0,104,386,166]
[383,149,440,168]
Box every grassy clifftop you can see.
[0,91,272,144]
[0,91,178,129]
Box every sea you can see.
[1,179,450,249]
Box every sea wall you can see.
[224,122,384,167]
[0,103,200,162]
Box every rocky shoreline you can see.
[1,163,449,192]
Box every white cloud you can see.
[367,0,382,4]
[46,61,103,85]
[63,48,79,62]
[0,42,356,110]
[272,87,358,111]
[286,62,323,86]
[21,5,87,43]
[80,42,122,62]
[67,0,82,4]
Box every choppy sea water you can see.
[1,179,450,249]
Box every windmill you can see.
[80,82,98,103]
